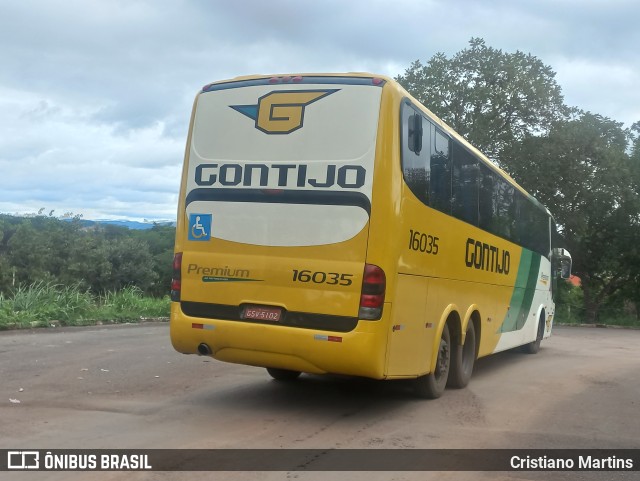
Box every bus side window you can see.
[430,129,451,214]
[478,163,494,231]
[494,176,515,240]
[514,195,548,256]
[401,103,431,205]
[531,206,550,256]
[451,141,479,226]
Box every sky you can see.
[1,0,639,221]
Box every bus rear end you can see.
[170,75,389,378]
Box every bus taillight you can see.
[359,264,386,320]
[171,253,182,302]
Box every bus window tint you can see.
[400,101,550,258]
[401,104,431,205]
[515,195,549,256]
[493,176,516,240]
[480,163,521,245]
[430,129,451,213]
[451,141,479,226]
[478,163,494,231]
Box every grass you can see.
[1,282,638,330]
[94,287,170,322]
[0,282,170,330]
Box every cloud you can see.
[0,0,639,220]
[0,86,183,219]
[552,58,640,124]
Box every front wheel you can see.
[413,323,451,399]
[266,367,301,381]
[447,321,476,389]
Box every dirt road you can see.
[1,323,638,481]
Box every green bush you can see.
[553,282,584,324]
[94,286,170,322]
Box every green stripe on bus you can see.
[499,250,541,333]
[518,252,541,329]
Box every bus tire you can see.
[522,312,545,354]
[413,323,451,399]
[266,367,301,381]
[447,321,476,389]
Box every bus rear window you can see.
[185,81,383,247]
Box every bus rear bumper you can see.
[170,302,389,379]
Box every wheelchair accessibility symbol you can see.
[188,214,212,241]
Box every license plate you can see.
[242,305,282,322]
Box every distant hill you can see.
[71,219,176,230]
[83,219,175,230]
[2,213,176,230]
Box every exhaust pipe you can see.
[197,343,212,356]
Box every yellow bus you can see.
[170,73,572,398]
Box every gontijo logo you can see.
[230,89,338,134]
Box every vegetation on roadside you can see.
[0,213,174,297]
[0,282,169,329]
[0,214,174,329]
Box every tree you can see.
[103,237,158,293]
[8,222,57,286]
[0,214,174,297]
[503,113,640,322]
[133,226,175,297]
[396,38,569,160]
[60,231,113,291]
[0,216,21,291]
[631,121,640,192]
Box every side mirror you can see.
[408,113,423,154]
[552,248,572,279]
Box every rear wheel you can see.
[522,312,545,354]
[266,367,301,381]
[447,321,476,388]
[413,323,451,399]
